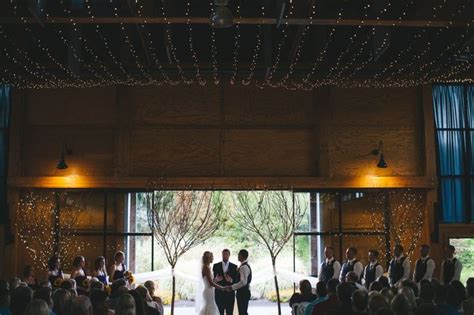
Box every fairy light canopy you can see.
[0,0,473,89]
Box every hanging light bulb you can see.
[210,0,234,28]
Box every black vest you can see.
[443,258,457,284]
[414,257,432,283]
[320,259,336,283]
[363,262,379,288]
[237,262,252,292]
[340,260,359,281]
[389,256,406,284]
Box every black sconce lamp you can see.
[372,141,388,168]
[57,144,72,170]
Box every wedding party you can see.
[1,0,474,314]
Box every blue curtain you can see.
[432,85,467,222]
[0,86,10,224]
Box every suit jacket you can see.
[213,261,238,286]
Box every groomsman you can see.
[339,247,363,282]
[440,245,463,284]
[388,245,410,287]
[227,249,252,315]
[413,245,435,283]
[318,246,341,284]
[213,249,238,315]
[361,249,384,289]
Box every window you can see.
[448,238,474,283]
[433,85,474,223]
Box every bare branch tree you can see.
[232,190,306,315]
[147,190,224,315]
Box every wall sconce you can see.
[210,0,234,28]
[57,144,72,170]
[371,141,388,168]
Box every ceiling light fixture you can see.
[371,141,388,168]
[210,0,234,28]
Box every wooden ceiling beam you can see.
[0,17,472,28]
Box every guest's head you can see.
[144,281,156,296]
[9,278,21,291]
[71,295,92,315]
[298,280,312,297]
[445,284,462,309]
[115,293,135,315]
[316,281,327,297]
[393,245,404,257]
[346,247,357,260]
[327,279,340,296]
[420,245,430,258]
[73,256,85,269]
[337,282,356,303]
[0,286,9,307]
[445,245,455,259]
[52,289,71,315]
[400,280,418,297]
[26,299,50,315]
[10,286,33,315]
[369,281,383,292]
[135,285,152,302]
[346,271,359,284]
[202,251,214,265]
[419,282,434,304]
[114,251,125,264]
[377,276,390,288]
[22,265,34,279]
[128,290,145,315]
[450,280,466,301]
[368,293,389,315]
[222,249,230,262]
[238,249,249,262]
[398,287,416,311]
[94,256,106,271]
[90,279,104,291]
[368,250,379,263]
[467,277,474,298]
[324,246,334,260]
[111,279,127,297]
[391,294,412,315]
[48,255,60,271]
[34,286,53,309]
[352,289,368,313]
[90,289,108,315]
[380,288,395,303]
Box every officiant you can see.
[213,249,238,315]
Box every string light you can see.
[229,1,242,85]
[186,0,206,85]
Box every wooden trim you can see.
[0,17,472,28]
[7,176,437,189]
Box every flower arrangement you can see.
[104,285,112,295]
[53,277,64,287]
[124,271,135,285]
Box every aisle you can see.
[163,300,291,315]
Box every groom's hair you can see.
[239,249,249,259]
[222,249,230,254]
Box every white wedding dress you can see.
[197,267,219,315]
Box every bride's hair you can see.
[202,251,213,265]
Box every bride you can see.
[198,251,224,315]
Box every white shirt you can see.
[388,255,410,286]
[232,261,251,291]
[440,258,463,284]
[413,256,435,282]
[318,258,341,281]
[361,261,384,286]
[222,261,229,274]
[339,258,364,282]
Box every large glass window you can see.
[433,85,474,223]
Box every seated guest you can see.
[352,290,369,315]
[89,289,109,315]
[413,245,435,284]
[368,292,390,315]
[334,281,357,314]
[440,245,462,285]
[369,281,383,292]
[110,251,127,282]
[8,279,20,292]
[115,293,136,315]
[129,290,149,315]
[400,280,418,297]
[442,284,463,314]
[0,283,10,315]
[340,247,364,282]
[377,276,390,289]
[89,279,104,291]
[318,246,341,284]
[144,280,163,306]
[10,286,33,315]
[380,288,394,304]
[22,266,38,290]
[311,279,340,315]
[71,256,86,279]
[91,256,108,285]
[135,285,161,315]
[398,287,416,311]
[47,255,64,286]
[289,279,318,308]
[70,295,93,315]
[26,299,50,315]
[388,245,410,287]
[362,250,384,289]
[346,272,366,291]
[463,278,474,315]
[52,289,71,315]
[417,304,442,315]
[33,286,54,315]
[391,294,412,315]
[418,282,435,306]
[304,281,328,315]
[107,279,128,310]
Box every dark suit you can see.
[213,261,238,315]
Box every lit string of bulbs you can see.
[229,1,242,85]
[209,2,220,85]
[185,0,206,86]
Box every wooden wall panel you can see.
[129,128,221,176]
[26,87,117,126]
[223,129,317,176]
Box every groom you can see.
[225,249,252,315]
[213,249,238,315]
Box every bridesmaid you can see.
[22,265,38,289]
[91,256,108,285]
[47,255,64,286]
[109,251,127,282]
[70,256,86,279]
